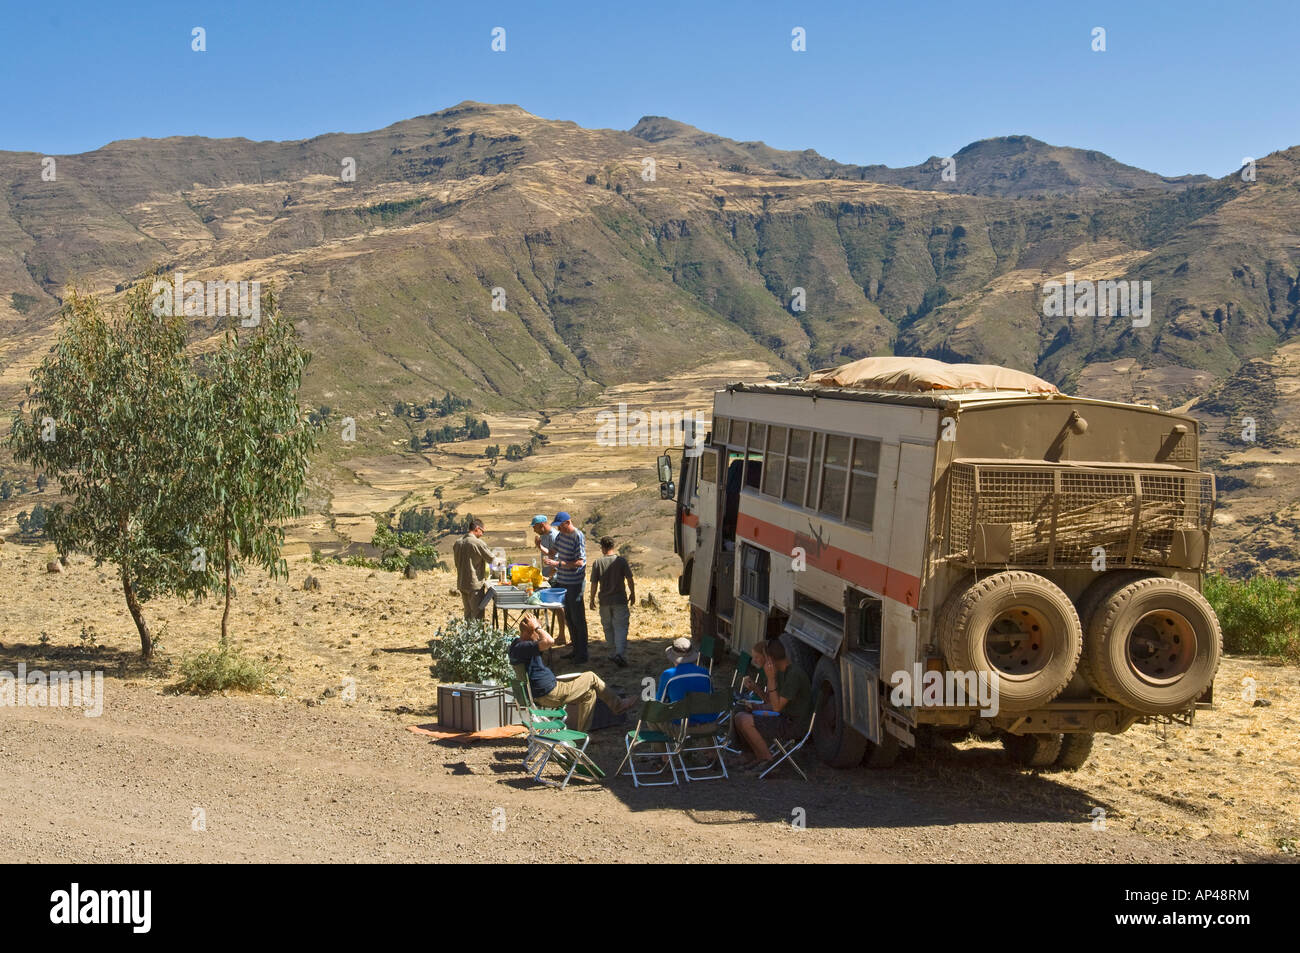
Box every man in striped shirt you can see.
[545,511,590,663]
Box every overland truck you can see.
[656,357,1221,770]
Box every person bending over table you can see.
[508,613,636,731]
[733,639,813,772]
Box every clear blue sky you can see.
[2,0,1294,177]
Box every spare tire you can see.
[938,571,1082,712]
[1081,577,1221,714]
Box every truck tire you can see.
[1001,731,1063,768]
[938,571,1082,712]
[1076,571,1153,631]
[863,728,901,768]
[1075,571,1152,692]
[1052,733,1095,771]
[812,657,869,768]
[1080,577,1221,714]
[779,634,818,681]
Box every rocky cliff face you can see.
[2,101,1298,573]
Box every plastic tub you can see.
[536,587,566,605]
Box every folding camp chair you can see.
[508,672,565,766]
[508,668,602,788]
[699,634,717,676]
[615,698,689,787]
[729,650,752,691]
[721,651,755,754]
[758,710,817,781]
[676,688,734,781]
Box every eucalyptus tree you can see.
[187,290,321,645]
[8,286,205,658]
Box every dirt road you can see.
[0,676,1286,864]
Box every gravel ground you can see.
[0,677,1287,864]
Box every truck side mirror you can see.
[659,481,676,501]
[656,453,673,484]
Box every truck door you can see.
[886,440,932,610]
[688,447,720,615]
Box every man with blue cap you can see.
[545,512,589,662]
[530,514,559,582]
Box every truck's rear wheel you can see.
[1081,577,1221,713]
[812,657,868,768]
[1001,732,1063,768]
[1052,733,1095,771]
[863,729,901,768]
[939,571,1082,712]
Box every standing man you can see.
[530,514,559,582]
[589,535,635,667]
[546,512,589,662]
[452,518,493,621]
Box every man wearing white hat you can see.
[656,638,712,712]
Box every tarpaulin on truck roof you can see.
[803,357,1059,395]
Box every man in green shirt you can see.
[452,519,493,620]
[733,639,812,771]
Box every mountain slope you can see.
[629,119,1211,196]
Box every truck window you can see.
[819,434,850,518]
[846,438,881,530]
[731,420,748,450]
[712,416,730,446]
[740,544,770,605]
[745,424,766,489]
[805,432,824,508]
[762,425,788,498]
[700,448,717,484]
[784,428,810,504]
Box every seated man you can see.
[733,639,813,771]
[657,637,714,726]
[508,613,636,731]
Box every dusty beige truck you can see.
[659,357,1221,770]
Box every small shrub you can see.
[430,617,514,684]
[1204,573,1300,661]
[173,645,275,694]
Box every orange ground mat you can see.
[407,723,528,742]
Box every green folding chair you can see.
[508,673,565,769]
[615,698,689,787]
[510,665,568,722]
[699,634,717,676]
[729,650,752,691]
[677,687,735,781]
[722,650,754,754]
[507,668,602,788]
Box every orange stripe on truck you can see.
[681,512,699,528]
[736,512,920,609]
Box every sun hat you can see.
[665,637,699,665]
[553,511,572,524]
[530,514,548,526]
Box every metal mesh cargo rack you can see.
[944,462,1214,569]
